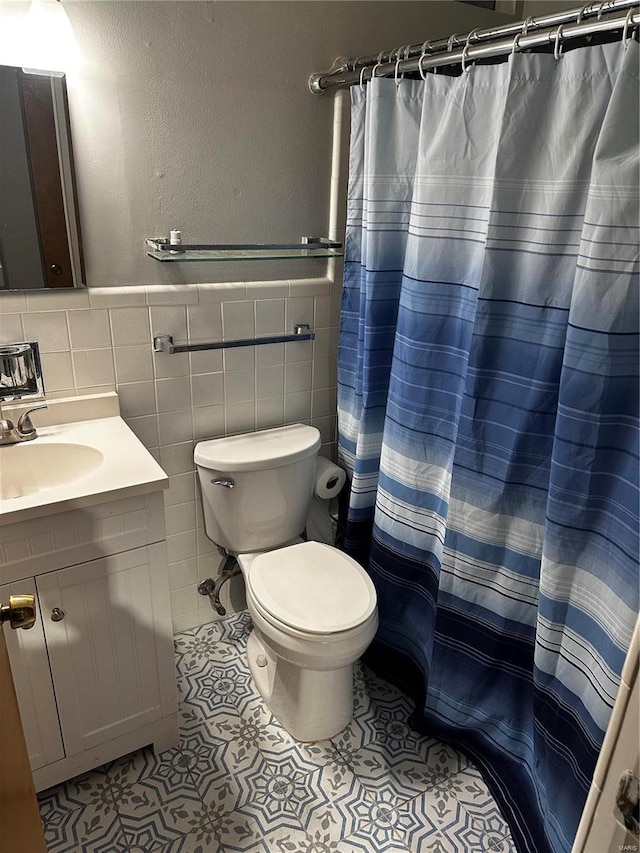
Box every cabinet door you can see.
[36,545,170,757]
[0,579,65,770]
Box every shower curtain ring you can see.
[576,3,590,24]
[419,52,430,81]
[394,58,404,86]
[461,44,473,74]
[522,16,534,35]
[511,33,522,55]
[372,62,384,79]
[597,1,609,20]
[359,67,367,91]
[554,25,564,60]
[622,8,635,49]
[447,33,458,51]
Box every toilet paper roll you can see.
[314,457,346,500]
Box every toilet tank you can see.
[194,424,321,553]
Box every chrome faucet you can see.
[0,341,47,445]
[0,404,48,446]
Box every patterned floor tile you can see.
[191,736,276,818]
[390,783,507,853]
[116,776,208,851]
[39,611,513,853]
[447,765,512,840]
[287,758,376,846]
[213,793,310,852]
[38,766,114,816]
[43,802,128,853]
[157,828,224,853]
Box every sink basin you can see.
[0,442,104,500]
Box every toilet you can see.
[194,424,378,741]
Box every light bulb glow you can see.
[21,0,78,76]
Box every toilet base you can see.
[247,630,353,742]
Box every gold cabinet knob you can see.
[0,595,36,630]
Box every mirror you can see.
[0,66,84,290]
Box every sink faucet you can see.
[0,404,48,446]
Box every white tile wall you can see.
[1,276,341,633]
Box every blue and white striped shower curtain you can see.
[338,40,639,853]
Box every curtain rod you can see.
[309,0,638,93]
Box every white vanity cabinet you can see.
[0,490,178,792]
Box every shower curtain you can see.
[338,39,639,853]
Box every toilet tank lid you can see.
[194,424,321,472]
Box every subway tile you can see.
[196,528,216,556]
[312,357,337,390]
[114,345,154,383]
[67,309,111,348]
[25,289,89,311]
[187,303,222,341]
[312,387,337,418]
[245,280,288,300]
[189,349,223,375]
[158,409,194,445]
[284,391,311,423]
[224,369,255,404]
[197,282,246,303]
[223,346,255,371]
[222,301,254,339]
[193,404,225,441]
[312,415,337,445]
[88,286,146,308]
[160,442,196,476]
[168,557,199,591]
[145,284,198,305]
[330,294,342,325]
[313,327,338,360]
[149,305,188,342]
[225,401,255,435]
[314,296,332,329]
[286,297,314,331]
[124,414,159,449]
[40,351,74,392]
[23,311,70,352]
[285,339,313,363]
[117,381,157,417]
[191,372,224,409]
[256,365,284,399]
[285,361,312,394]
[166,502,197,537]
[110,307,151,346]
[153,351,190,379]
[255,299,285,335]
[167,530,198,564]
[256,397,284,430]
[164,472,196,508]
[0,292,27,313]
[170,585,199,617]
[172,610,204,633]
[288,276,331,297]
[255,342,284,367]
[155,376,193,414]
[72,349,115,388]
[0,313,24,343]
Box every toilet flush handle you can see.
[212,477,235,488]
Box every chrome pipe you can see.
[309,2,638,93]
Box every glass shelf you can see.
[145,238,343,263]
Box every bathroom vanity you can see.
[0,393,178,791]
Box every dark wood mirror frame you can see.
[0,68,85,291]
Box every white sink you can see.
[0,442,104,500]
[0,394,169,524]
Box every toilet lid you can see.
[247,541,377,634]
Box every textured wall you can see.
[0,1,515,631]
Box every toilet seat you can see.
[246,541,377,635]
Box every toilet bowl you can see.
[194,425,378,741]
